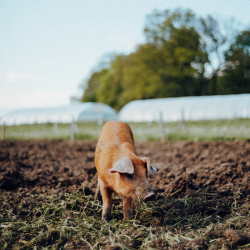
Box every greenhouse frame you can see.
[1,103,118,126]
[119,94,250,123]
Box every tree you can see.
[81,54,127,110]
[81,8,245,110]
[81,8,209,110]
[218,29,250,94]
[144,8,208,96]
[144,8,197,44]
[121,43,166,103]
[198,15,240,95]
[81,69,108,103]
[96,55,127,110]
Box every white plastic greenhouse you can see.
[119,94,250,122]
[1,103,118,126]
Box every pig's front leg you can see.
[123,197,132,220]
[100,184,112,221]
[94,177,102,202]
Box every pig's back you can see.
[95,121,135,170]
[99,121,134,145]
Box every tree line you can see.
[81,9,250,111]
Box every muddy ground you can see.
[1,140,250,196]
[1,140,250,249]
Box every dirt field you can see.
[1,140,250,197]
[1,140,250,249]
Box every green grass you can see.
[2,119,250,142]
[128,119,250,142]
[2,122,102,141]
[0,188,249,249]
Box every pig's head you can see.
[110,157,157,201]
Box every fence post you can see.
[70,119,75,142]
[180,108,186,128]
[1,122,5,140]
[159,112,166,143]
[53,123,57,134]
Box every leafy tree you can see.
[218,30,250,94]
[81,69,108,102]
[198,15,240,94]
[82,9,209,110]
[96,55,127,110]
[144,8,197,44]
[144,8,208,96]
[121,43,166,103]
[81,8,246,110]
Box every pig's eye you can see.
[126,174,134,180]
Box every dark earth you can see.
[1,139,250,249]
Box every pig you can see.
[94,121,156,221]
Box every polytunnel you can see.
[1,103,118,126]
[119,94,250,122]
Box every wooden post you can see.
[1,122,5,140]
[180,108,186,128]
[159,112,166,143]
[70,119,75,142]
[53,123,57,134]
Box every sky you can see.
[1,0,250,116]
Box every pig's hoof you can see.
[123,217,132,221]
[102,215,111,222]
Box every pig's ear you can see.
[110,157,134,174]
[141,157,157,175]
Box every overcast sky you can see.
[1,0,250,115]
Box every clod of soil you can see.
[105,246,122,250]
[172,239,207,250]
[242,218,250,229]
[211,239,235,250]
[149,239,169,249]
[223,229,250,246]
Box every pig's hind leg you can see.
[94,177,102,202]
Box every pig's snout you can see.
[143,191,156,202]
